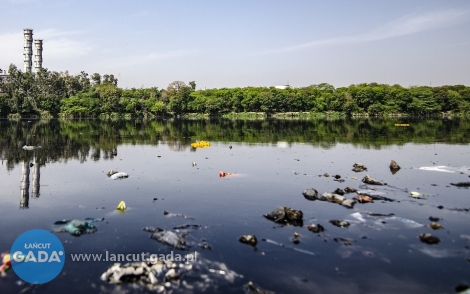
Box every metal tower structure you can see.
[23,28,33,73]
[34,39,43,73]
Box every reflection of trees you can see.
[0,118,469,171]
[20,161,30,209]
[31,158,40,198]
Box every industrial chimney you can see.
[23,29,33,73]
[34,39,43,73]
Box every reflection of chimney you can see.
[34,39,43,73]
[32,160,40,198]
[20,161,30,209]
[23,29,33,73]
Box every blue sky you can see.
[1,0,469,89]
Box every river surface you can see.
[0,118,469,294]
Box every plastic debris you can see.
[101,254,241,292]
[54,218,103,236]
[219,171,236,177]
[330,220,350,228]
[116,201,127,211]
[303,189,356,208]
[0,252,11,274]
[264,206,303,226]
[239,235,258,247]
[191,140,211,148]
[22,145,41,151]
[429,222,443,230]
[419,233,440,245]
[352,163,367,173]
[410,191,420,198]
[354,194,374,203]
[344,187,357,193]
[306,224,325,233]
[107,169,129,180]
[362,175,383,185]
[111,172,128,180]
[389,160,401,174]
[244,281,274,294]
[350,212,366,223]
[302,188,318,200]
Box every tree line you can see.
[1,64,469,118]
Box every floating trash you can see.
[146,228,187,250]
[101,254,242,292]
[22,145,41,151]
[349,212,366,223]
[330,220,350,228]
[306,224,325,233]
[244,281,274,294]
[354,194,374,203]
[362,175,383,185]
[219,171,236,178]
[419,233,440,245]
[0,252,11,274]
[352,163,367,173]
[410,191,421,198]
[264,206,303,226]
[429,222,443,230]
[54,218,103,236]
[239,235,257,247]
[191,140,211,148]
[390,160,401,174]
[107,169,129,180]
[116,201,127,211]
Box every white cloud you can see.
[254,9,470,55]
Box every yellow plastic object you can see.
[191,140,211,148]
[1,253,11,272]
[395,124,410,127]
[116,201,127,211]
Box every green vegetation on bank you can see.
[1,64,469,118]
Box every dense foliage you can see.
[1,64,469,118]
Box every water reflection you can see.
[20,161,30,209]
[0,117,469,168]
[31,159,40,198]
[19,157,41,208]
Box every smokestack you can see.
[34,39,43,73]
[23,28,33,73]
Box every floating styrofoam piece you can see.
[110,172,128,180]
